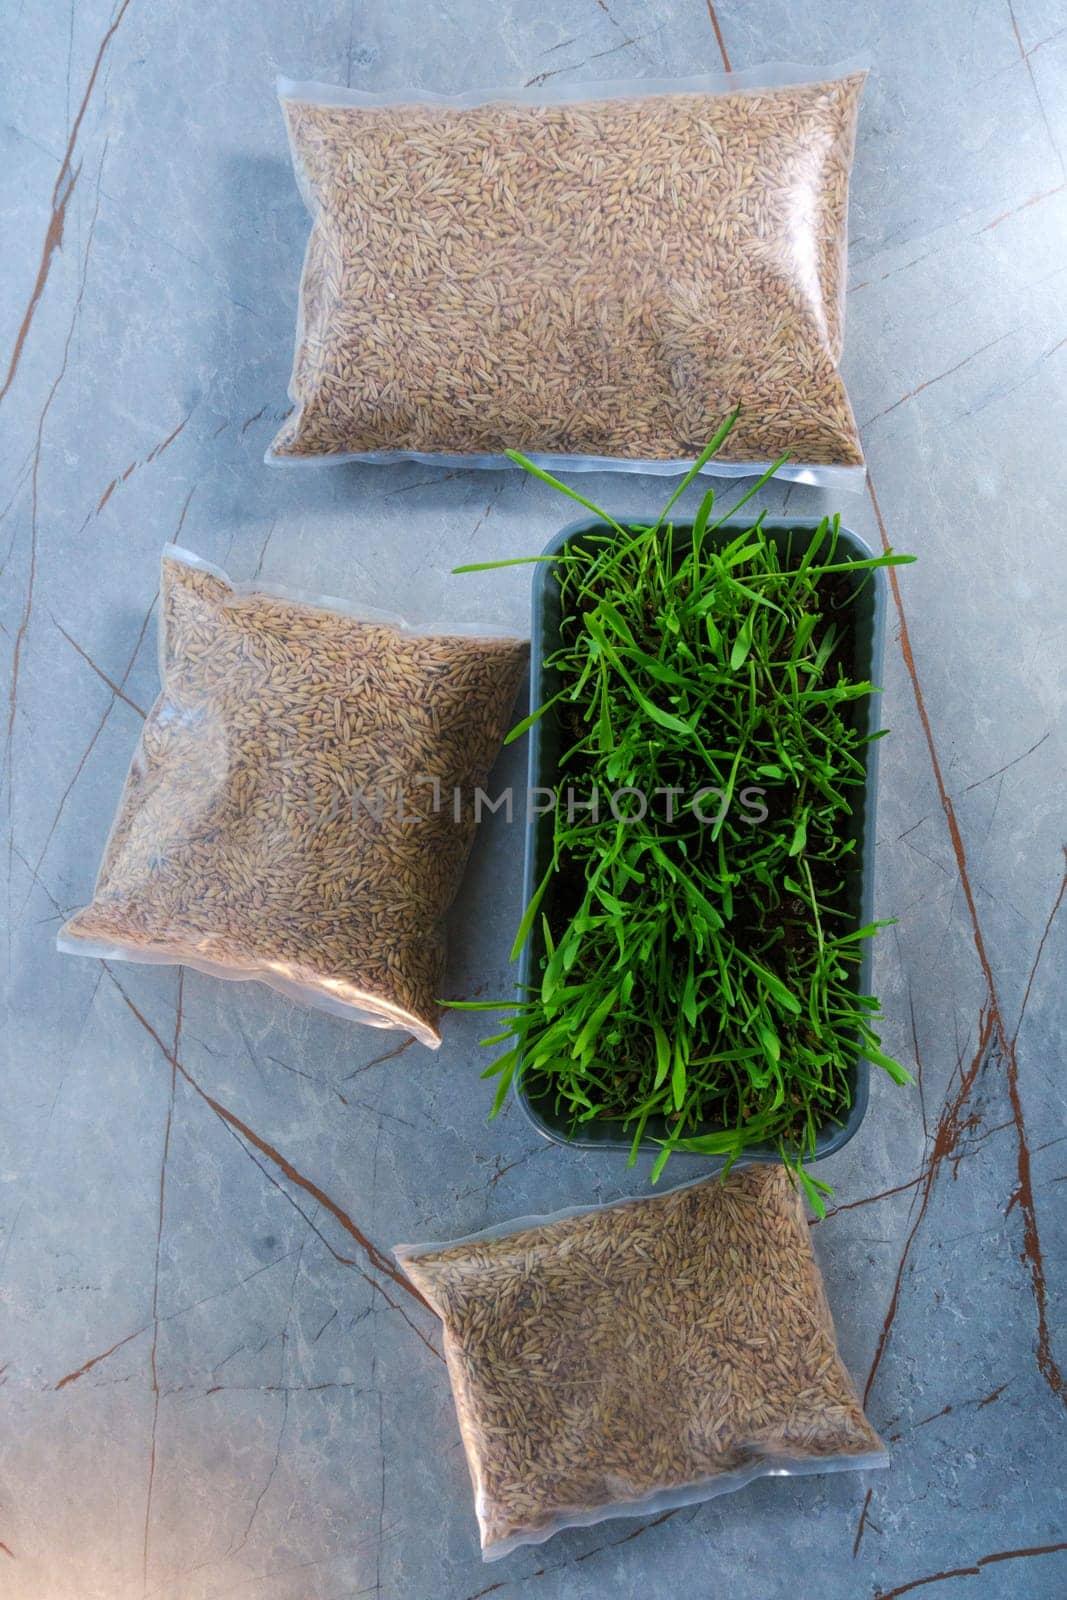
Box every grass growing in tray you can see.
[453,420,914,1210]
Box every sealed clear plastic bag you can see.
[270,63,867,488]
[396,1167,886,1559]
[58,545,527,1045]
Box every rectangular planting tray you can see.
[516,516,887,1166]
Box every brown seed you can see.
[397,1167,885,1555]
[272,75,866,470]
[60,551,527,1045]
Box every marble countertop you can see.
[2,2,1065,1597]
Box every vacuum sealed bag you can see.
[397,1167,886,1559]
[271,63,867,487]
[58,545,527,1044]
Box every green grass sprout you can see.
[454,418,914,1212]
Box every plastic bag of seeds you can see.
[396,1167,886,1559]
[269,62,867,488]
[58,545,527,1045]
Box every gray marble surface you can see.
[2,2,1066,1597]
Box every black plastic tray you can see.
[516,516,887,1167]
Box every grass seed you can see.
[398,1167,885,1556]
[61,550,527,1044]
[274,74,865,469]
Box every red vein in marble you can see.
[0,453,35,562]
[863,1008,995,1409]
[211,1106,441,1361]
[53,1251,316,1391]
[981,1541,1067,1566]
[1002,1009,1062,1401]
[704,1,732,70]
[54,1324,147,1389]
[875,1539,1067,1598]
[343,1035,416,1079]
[1013,847,1067,1041]
[961,731,1051,793]
[29,464,186,901]
[1008,0,1066,178]
[464,1508,678,1598]
[524,67,566,89]
[887,1380,1009,1443]
[51,615,147,716]
[853,1487,874,1557]
[146,414,189,461]
[83,412,194,529]
[7,144,107,923]
[849,246,944,296]
[573,1509,678,1562]
[0,0,134,405]
[101,968,429,1313]
[0,161,78,409]
[1023,25,1067,59]
[861,333,1013,428]
[7,163,102,746]
[815,1171,925,1224]
[1001,854,1067,1397]
[908,979,929,1139]
[27,592,154,894]
[892,1403,952,1441]
[0,1542,13,1558]
[868,475,1064,1406]
[142,971,182,1596]
[199,1087,425,1308]
[977,182,1065,233]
